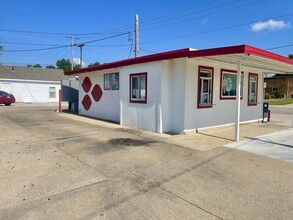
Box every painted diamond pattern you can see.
[81,77,103,111]
[91,84,103,102]
[82,94,92,110]
[82,77,92,93]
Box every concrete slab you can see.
[225,128,293,162]
[1,105,293,219]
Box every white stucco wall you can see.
[183,59,263,132]
[120,62,162,132]
[160,59,187,133]
[78,71,120,122]
[0,79,60,103]
[75,57,265,134]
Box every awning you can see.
[188,45,293,141]
[188,45,293,74]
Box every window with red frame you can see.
[197,66,213,108]
[220,69,243,99]
[248,73,258,105]
[130,73,147,103]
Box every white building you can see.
[0,65,66,103]
[65,45,293,139]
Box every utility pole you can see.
[66,35,79,70]
[135,14,139,57]
[77,43,85,68]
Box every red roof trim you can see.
[65,44,293,75]
[65,48,190,75]
[244,45,293,65]
[188,45,246,58]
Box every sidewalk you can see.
[60,112,290,152]
[225,128,293,162]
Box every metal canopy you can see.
[191,51,293,142]
[198,53,293,74]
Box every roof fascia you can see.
[65,48,190,75]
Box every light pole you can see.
[65,35,79,70]
[77,43,85,68]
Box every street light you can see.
[77,43,85,68]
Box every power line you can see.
[0,28,127,36]
[141,0,267,31]
[1,41,129,47]
[141,13,293,45]
[266,44,293,50]
[97,0,225,32]
[140,0,219,25]
[141,0,241,28]
[139,48,157,54]
[1,41,63,47]
[2,32,130,52]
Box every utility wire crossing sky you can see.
[0,0,292,67]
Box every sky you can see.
[0,0,293,68]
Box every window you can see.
[49,87,56,98]
[272,87,278,92]
[112,73,119,90]
[248,73,258,106]
[129,72,147,103]
[220,69,243,99]
[104,73,119,90]
[197,66,214,108]
[104,74,111,90]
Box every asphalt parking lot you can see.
[0,104,293,219]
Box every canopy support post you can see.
[235,60,242,142]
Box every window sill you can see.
[130,99,147,104]
[197,104,213,109]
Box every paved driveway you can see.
[0,104,293,219]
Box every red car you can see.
[0,90,15,106]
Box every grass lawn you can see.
[266,98,293,105]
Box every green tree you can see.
[56,58,71,71]
[88,62,100,67]
[27,64,32,67]
[33,64,42,68]
[289,54,293,59]
[74,64,81,70]
[46,65,56,69]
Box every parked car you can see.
[0,90,16,106]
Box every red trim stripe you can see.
[64,44,293,75]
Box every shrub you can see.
[264,92,271,99]
[275,90,282,99]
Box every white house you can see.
[65,44,293,139]
[0,65,67,103]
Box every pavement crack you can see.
[130,172,223,220]
[55,145,109,178]
[159,187,223,220]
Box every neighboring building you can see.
[0,65,67,103]
[65,44,293,137]
[264,75,293,98]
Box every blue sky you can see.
[0,0,292,67]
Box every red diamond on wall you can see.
[82,77,92,93]
[91,84,103,102]
[82,94,92,110]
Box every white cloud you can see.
[251,19,290,32]
[73,58,86,67]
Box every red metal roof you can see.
[64,44,293,75]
